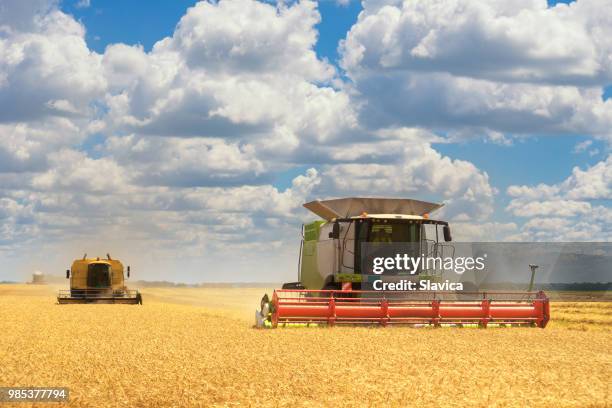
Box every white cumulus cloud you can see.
[340,0,612,142]
[506,155,612,240]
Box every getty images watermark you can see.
[369,253,486,291]
[362,242,612,293]
[372,254,486,275]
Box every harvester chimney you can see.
[528,264,539,292]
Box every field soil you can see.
[0,284,610,407]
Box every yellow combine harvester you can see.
[57,254,142,304]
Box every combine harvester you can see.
[57,254,142,304]
[256,198,549,328]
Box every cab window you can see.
[370,222,420,243]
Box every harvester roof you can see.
[73,258,112,265]
[303,197,443,221]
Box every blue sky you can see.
[61,0,365,191]
[60,0,607,194]
[56,0,612,226]
[62,0,199,54]
[1,0,610,281]
[62,1,585,55]
[62,0,362,63]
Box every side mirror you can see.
[66,269,70,279]
[127,266,131,278]
[443,225,452,242]
[329,222,340,239]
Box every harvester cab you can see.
[293,197,454,291]
[57,254,142,304]
[256,197,549,328]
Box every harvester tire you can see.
[322,282,355,298]
[323,282,340,291]
[281,282,305,290]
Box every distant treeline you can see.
[3,279,610,291]
[135,281,611,290]
[133,280,279,288]
[484,282,611,291]
[539,282,611,291]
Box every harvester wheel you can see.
[321,282,358,299]
[322,282,340,297]
[136,293,143,305]
[281,282,305,290]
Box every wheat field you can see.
[0,284,610,407]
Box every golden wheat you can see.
[0,284,610,407]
